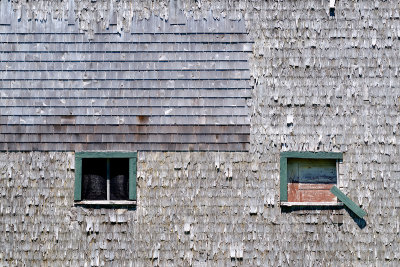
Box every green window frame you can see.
[74,152,137,204]
[280,151,366,218]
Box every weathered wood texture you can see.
[0,0,400,266]
[1,151,398,266]
[0,2,252,151]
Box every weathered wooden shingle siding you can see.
[0,1,252,151]
[1,0,400,266]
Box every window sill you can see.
[280,202,344,207]
[74,200,136,206]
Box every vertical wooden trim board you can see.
[129,156,137,200]
[74,157,82,201]
[280,157,288,202]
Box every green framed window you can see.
[280,151,342,204]
[74,152,137,205]
[280,151,366,218]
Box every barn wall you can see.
[1,0,400,266]
[2,151,398,266]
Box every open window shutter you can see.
[129,155,137,200]
[330,186,367,218]
[74,157,82,201]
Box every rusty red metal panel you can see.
[288,183,336,202]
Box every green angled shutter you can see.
[74,157,82,201]
[280,157,288,202]
[129,155,137,200]
[330,186,367,218]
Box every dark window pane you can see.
[82,158,107,200]
[287,158,337,184]
[110,158,129,200]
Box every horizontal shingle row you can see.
[0,61,250,71]
[0,80,251,89]
[0,33,251,43]
[0,89,251,98]
[0,143,249,152]
[0,71,250,80]
[0,125,250,134]
[0,43,252,52]
[0,97,247,107]
[1,116,250,125]
[1,133,249,143]
[1,107,250,116]
[0,52,249,61]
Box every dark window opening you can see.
[82,158,107,200]
[110,158,129,200]
[81,158,129,201]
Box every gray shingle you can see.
[0,11,251,152]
